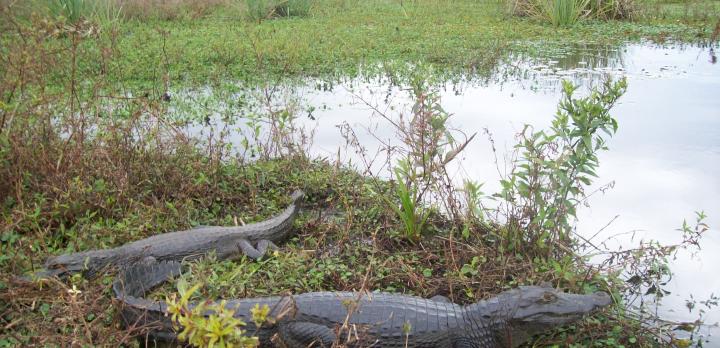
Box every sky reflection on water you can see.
[182,42,719,342]
[299,42,720,341]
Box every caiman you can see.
[30,190,304,279]
[113,260,612,347]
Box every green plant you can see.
[362,70,477,241]
[509,0,636,23]
[384,159,430,241]
[539,0,589,26]
[463,180,486,222]
[498,78,627,254]
[46,0,88,23]
[245,0,314,22]
[167,280,260,347]
[245,0,276,22]
[586,0,635,19]
[275,0,315,17]
[90,0,123,29]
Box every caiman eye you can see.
[541,292,557,303]
[46,261,59,269]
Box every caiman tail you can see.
[113,260,182,342]
[113,260,181,299]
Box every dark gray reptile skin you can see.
[113,260,612,347]
[32,190,304,278]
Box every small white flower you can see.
[67,285,82,297]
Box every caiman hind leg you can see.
[237,239,279,259]
[278,322,336,348]
[214,239,279,260]
[430,295,452,303]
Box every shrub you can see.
[498,78,627,254]
[275,0,314,17]
[46,0,89,22]
[245,0,315,22]
[167,280,260,347]
[508,0,636,25]
[540,0,589,27]
[245,0,275,22]
[586,0,635,20]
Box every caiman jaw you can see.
[42,254,92,277]
[478,285,612,347]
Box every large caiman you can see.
[113,259,612,347]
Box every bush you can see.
[275,0,314,17]
[540,0,589,27]
[508,0,636,25]
[46,0,90,22]
[586,0,635,19]
[167,281,260,348]
[498,78,627,254]
[245,0,274,21]
[245,0,314,22]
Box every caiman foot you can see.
[237,239,279,259]
[278,322,336,348]
[430,295,452,303]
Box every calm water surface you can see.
[297,43,720,341]
[186,42,719,342]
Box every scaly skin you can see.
[113,260,612,347]
[32,190,304,278]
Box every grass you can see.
[511,0,637,25]
[0,0,717,346]
[542,0,591,27]
[46,0,87,22]
[111,2,716,86]
[4,0,716,91]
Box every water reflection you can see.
[301,43,720,342]
[180,42,720,343]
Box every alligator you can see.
[113,260,612,347]
[29,190,304,279]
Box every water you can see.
[302,43,720,342]
[184,42,720,343]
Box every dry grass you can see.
[0,277,137,346]
[0,9,276,345]
[0,10,240,274]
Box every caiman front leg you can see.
[237,239,279,259]
[278,322,336,348]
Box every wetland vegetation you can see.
[0,0,718,347]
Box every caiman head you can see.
[39,250,106,278]
[471,285,612,347]
[290,190,305,203]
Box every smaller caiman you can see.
[30,190,304,279]
[113,259,612,347]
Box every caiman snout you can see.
[290,190,305,203]
[590,290,612,307]
[45,254,84,270]
[496,285,614,347]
